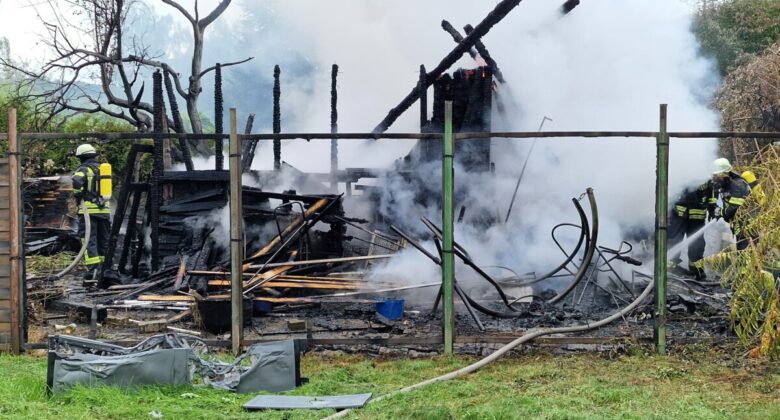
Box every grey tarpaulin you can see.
[243,393,373,410]
[198,340,300,393]
[52,348,192,393]
[47,334,304,394]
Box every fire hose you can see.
[27,203,90,281]
[52,203,91,279]
[323,275,654,419]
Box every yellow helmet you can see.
[742,170,758,187]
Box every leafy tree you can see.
[692,0,780,75]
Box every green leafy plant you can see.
[701,149,780,357]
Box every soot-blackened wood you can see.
[419,65,428,130]
[562,0,580,14]
[330,64,339,187]
[372,0,523,133]
[240,113,256,172]
[441,20,478,61]
[214,63,224,171]
[119,186,145,273]
[273,65,282,171]
[132,190,152,278]
[164,72,194,170]
[150,71,164,272]
[99,142,152,286]
[463,24,506,84]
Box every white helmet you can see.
[75,144,97,157]
[712,158,732,175]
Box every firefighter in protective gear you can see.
[712,158,750,250]
[668,180,716,280]
[72,144,111,281]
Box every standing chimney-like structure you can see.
[214,63,224,171]
[273,65,282,171]
[330,64,339,190]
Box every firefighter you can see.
[72,144,111,281]
[668,180,716,280]
[711,158,750,250]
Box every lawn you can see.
[0,345,778,419]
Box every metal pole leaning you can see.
[442,101,455,354]
[229,108,244,355]
[654,104,669,355]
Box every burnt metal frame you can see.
[6,109,780,354]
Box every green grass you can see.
[1,347,779,419]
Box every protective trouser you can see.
[668,211,706,266]
[78,213,110,268]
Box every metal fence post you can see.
[442,101,455,354]
[229,108,244,354]
[654,104,669,355]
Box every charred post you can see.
[330,64,339,190]
[214,63,224,171]
[273,65,282,171]
[164,72,194,170]
[419,65,428,130]
[150,71,164,272]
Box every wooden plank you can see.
[0,309,10,322]
[0,300,9,309]
[0,323,10,333]
[0,265,10,277]
[0,276,10,288]
[138,295,195,302]
[0,219,8,232]
[0,289,9,300]
[255,297,375,304]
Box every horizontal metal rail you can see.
[4,131,780,142]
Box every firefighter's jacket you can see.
[72,159,111,215]
[673,181,716,221]
[719,172,750,223]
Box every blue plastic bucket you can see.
[375,299,405,320]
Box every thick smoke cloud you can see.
[243,0,720,280]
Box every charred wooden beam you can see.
[373,0,523,133]
[463,24,506,83]
[164,71,194,170]
[441,20,479,61]
[561,0,580,14]
[241,113,256,172]
[330,64,339,190]
[273,65,282,171]
[118,186,145,273]
[419,65,428,129]
[214,63,224,171]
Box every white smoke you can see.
[245,0,721,282]
[154,0,721,293]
